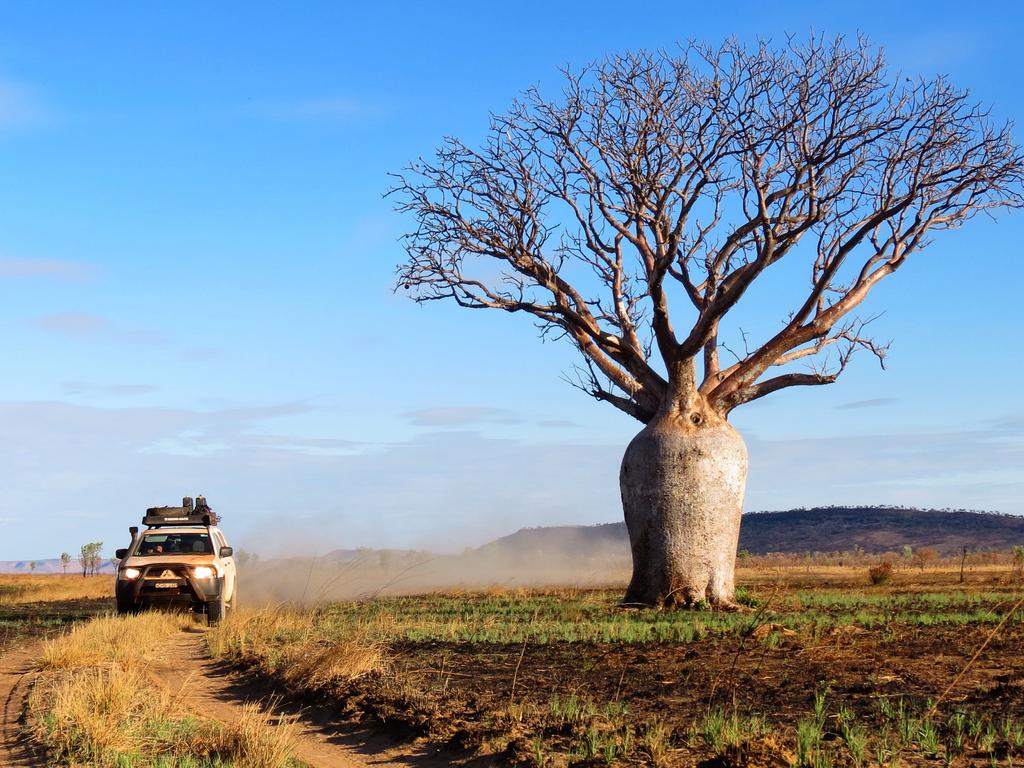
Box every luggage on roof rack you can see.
[142,495,220,527]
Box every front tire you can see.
[207,595,226,625]
[116,597,138,615]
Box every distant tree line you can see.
[744,505,1011,517]
[739,545,1024,571]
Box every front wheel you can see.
[116,597,138,615]
[206,595,226,625]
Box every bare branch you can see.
[564,358,657,422]
[391,35,1024,422]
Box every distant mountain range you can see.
[476,507,1024,558]
[4,507,1022,574]
[0,559,114,575]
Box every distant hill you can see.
[737,507,1024,554]
[5,507,1023,575]
[479,507,1024,558]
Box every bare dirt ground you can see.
[0,641,44,767]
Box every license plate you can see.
[154,582,178,589]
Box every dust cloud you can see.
[236,538,631,605]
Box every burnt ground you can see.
[322,624,1024,766]
[0,597,110,653]
[240,574,1024,768]
[383,624,1024,722]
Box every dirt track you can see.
[0,642,43,767]
[0,630,473,768]
[156,628,478,768]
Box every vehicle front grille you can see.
[143,566,186,580]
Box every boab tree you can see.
[391,37,1023,608]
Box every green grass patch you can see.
[288,588,1024,645]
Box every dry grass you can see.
[30,663,159,760]
[276,639,385,691]
[0,574,111,604]
[37,610,189,670]
[29,666,299,767]
[26,612,301,767]
[215,703,300,768]
[207,608,387,692]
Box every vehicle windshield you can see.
[133,532,213,556]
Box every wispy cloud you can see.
[0,398,1021,560]
[212,402,313,422]
[32,312,108,337]
[181,346,224,362]
[838,397,898,410]
[538,419,580,429]
[62,381,158,398]
[31,312,167,346]
[403,406,522,427]
[987,412,1024,432]
[0,398,618,557]
[241,434,360,453]
[0,258,95,282]
[746,420,1024,515]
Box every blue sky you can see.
[0,1,1022,560]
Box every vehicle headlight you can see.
[193,566,216,579]
[120,567,141,580]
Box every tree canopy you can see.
[392,36,1024,423]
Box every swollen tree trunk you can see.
[619,388,748,609]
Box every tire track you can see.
[0,641,45,767]
[155,629,476,768]
[2,629,476,768]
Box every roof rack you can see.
[142,495,221,528]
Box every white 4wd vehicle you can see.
[115,496,237,623]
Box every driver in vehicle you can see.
[137,534,213,556]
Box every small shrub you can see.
[841,721,868,768]
[868,562,894,586]
[917,719,941,756]
[796,718,823,766]
[531,735,547,767]
[642,719,672,766]
[734,586,760,608]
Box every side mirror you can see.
[219,546,233,558]
[115,548,128,559]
